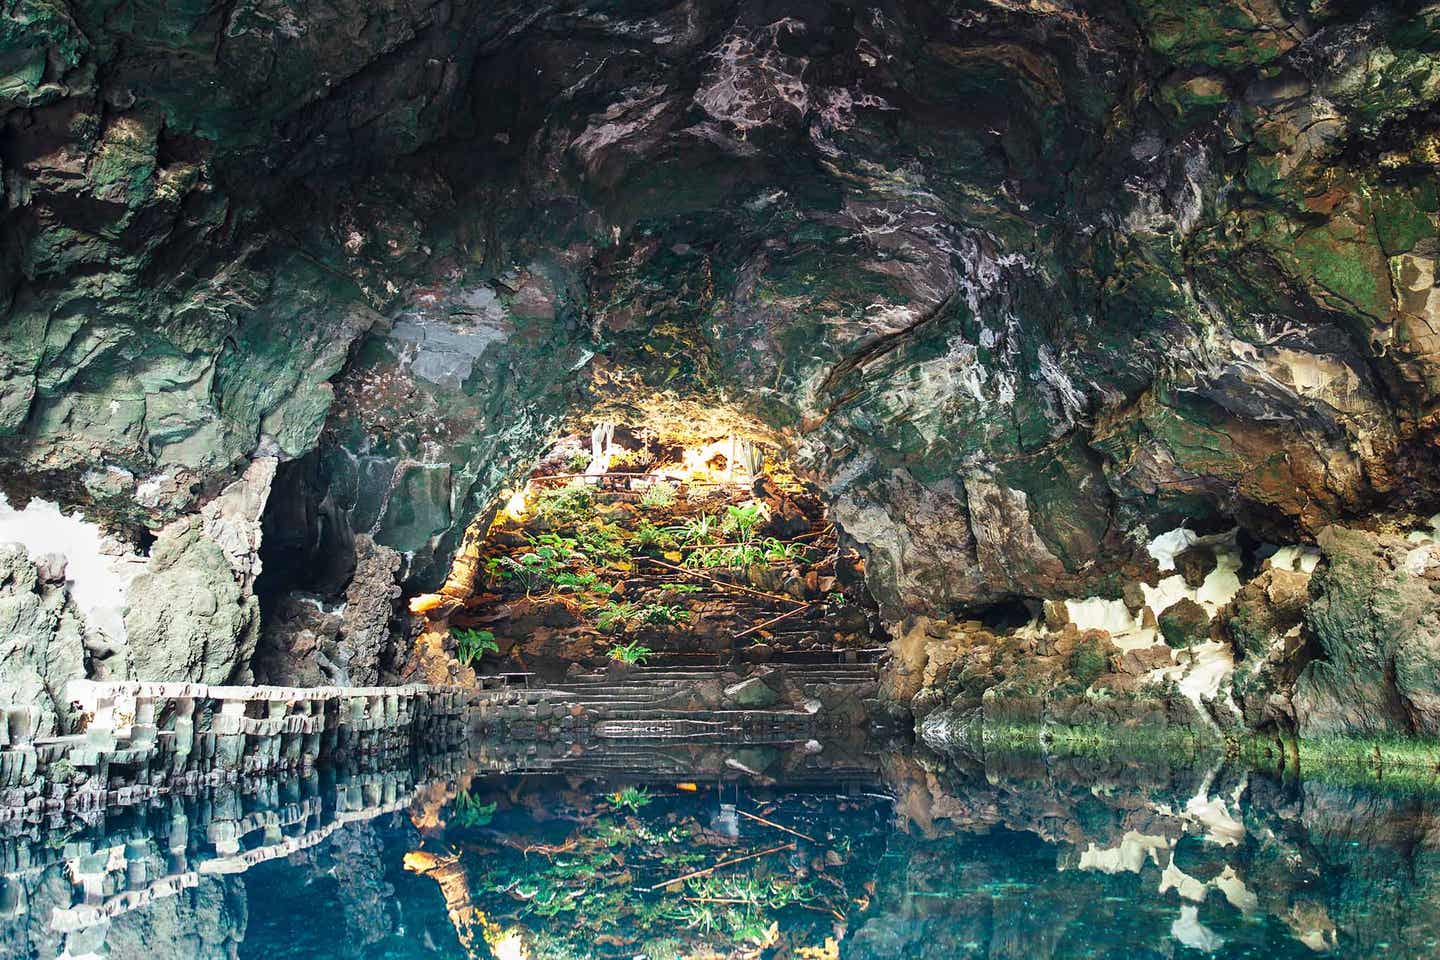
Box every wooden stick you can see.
[736,808,816,842]
[646,842,795,891]
[674,529,831,552]
[640,558,808,607]
[733,603,818,642]
[530,471,745,487]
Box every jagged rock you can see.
[1217,564,1312,730]
[125,520,259,685]
[1119,644,1176,677]
[0,545,88,736]
[1122,581,1148,614]
[200,457,277,592]
[340,536,405,684]
[1294,527,1440,737]
[1158,599,1211,649]
[1175,545,1218,589]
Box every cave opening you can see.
[410,409,887,686]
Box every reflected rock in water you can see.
[3,739,1440,958]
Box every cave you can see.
[5,2,1440,957]
[422,416,885,680]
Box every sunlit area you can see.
[418,415,883,683]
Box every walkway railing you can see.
[1,681,478,818]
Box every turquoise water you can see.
[3,743,1438,958]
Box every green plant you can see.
[552,571,614,594]
[635,519,678,550]
[451,627,499,665]
[761,537,810,562]
[609,785,653,811]
[640,480,677,509]
[535,481,594,524]
[451,790,498,827]
[721,502,767,542]
[575,521,630,563]
[686,543,764,568]
[641,603,689,625]
[610,446,651,469]
[488,552,559,593]
[607,639,653,664]
[566,451,592,472]
[671,513,720,545]
[596,600,640,633]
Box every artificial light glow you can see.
[669,436,754,485]
[492,930,531,960]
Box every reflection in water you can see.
[2,739,1439,958]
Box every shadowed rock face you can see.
[3,3,1439,716]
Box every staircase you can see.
[478,660,883,742]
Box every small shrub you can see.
[720,502,767,542]
[640,481,677,510]
[552,571,613,594]
[452,790,497,827]
[635,519,678,550]
[673,513,719,545]
[686,543,764,568]
[596,600,640,633]
[610,785,652,811]
[535,482,594,524]
[575,522,630,562]
[641,603,689,625]
[452,627,499,666]
[608,639,653,664]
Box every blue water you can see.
[3,743,1436,959]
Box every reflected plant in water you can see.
[610,786,653,812]
[451,627,499,666]
[451,789,498,827]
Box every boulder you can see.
[1158,598,1210,648]
[1174,544,1218,589]
[125,519,259,685]
[1294,527,1440,737]
[1119,644,1175,676]
[724,676,781,708]
[0,545,90,736]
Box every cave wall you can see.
[2,1,1439,733]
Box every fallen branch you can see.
[674,529,832,552]
[645,842,795,891]
[640,558,808,607]
[733,604,818,643]
[737,808,816,842]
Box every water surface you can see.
[3,741,1437,959]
